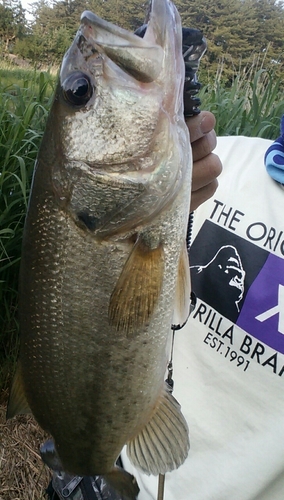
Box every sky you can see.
[21,0,36,20]
[21,0,32,11]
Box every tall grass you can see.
[0,68,55,389]
[0,62,283,392]
[200,65,284,138]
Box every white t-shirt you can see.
[123,135,284,499]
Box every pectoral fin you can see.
[126,387,189,475]
[171,243,191,330]
[109,237,164,336]
[6,362,31,419]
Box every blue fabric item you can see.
[265,115,284,183]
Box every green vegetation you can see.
[0,0,284,80]
[0,68,55,389]
[177,0,284,81]
[200,64,284,138]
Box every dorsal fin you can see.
[171,243,191,330]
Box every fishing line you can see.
[165,329,176,393]
[156,25,205,499]
[157,291,196,500]
[157,474,166,500]
[157,328,176,500]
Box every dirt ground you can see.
[0,396,51,500]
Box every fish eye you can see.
[62,72,93,107]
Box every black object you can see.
[182,28,207,117]
[46,481,60,500]
[46,457,133,500]
[186,210,194,253]
[135,25,207,117]
[46,475,127,500]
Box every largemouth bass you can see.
[7,0,192,497]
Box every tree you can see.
[0,0,26,51]
[8,0,284,80]
[174,0,284,81]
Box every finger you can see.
[191,153,223,192]
[192,130,217,162]
[186,111,216,144]
[190,179,219,212]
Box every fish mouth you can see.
[59,0,185,174]
[60,0,183,103]
[78,0,168,83]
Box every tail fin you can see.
[127,387,189,475]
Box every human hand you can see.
[187,111,222,211]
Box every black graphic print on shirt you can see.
[190,220,284,354]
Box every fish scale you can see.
[7,0,192,497]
